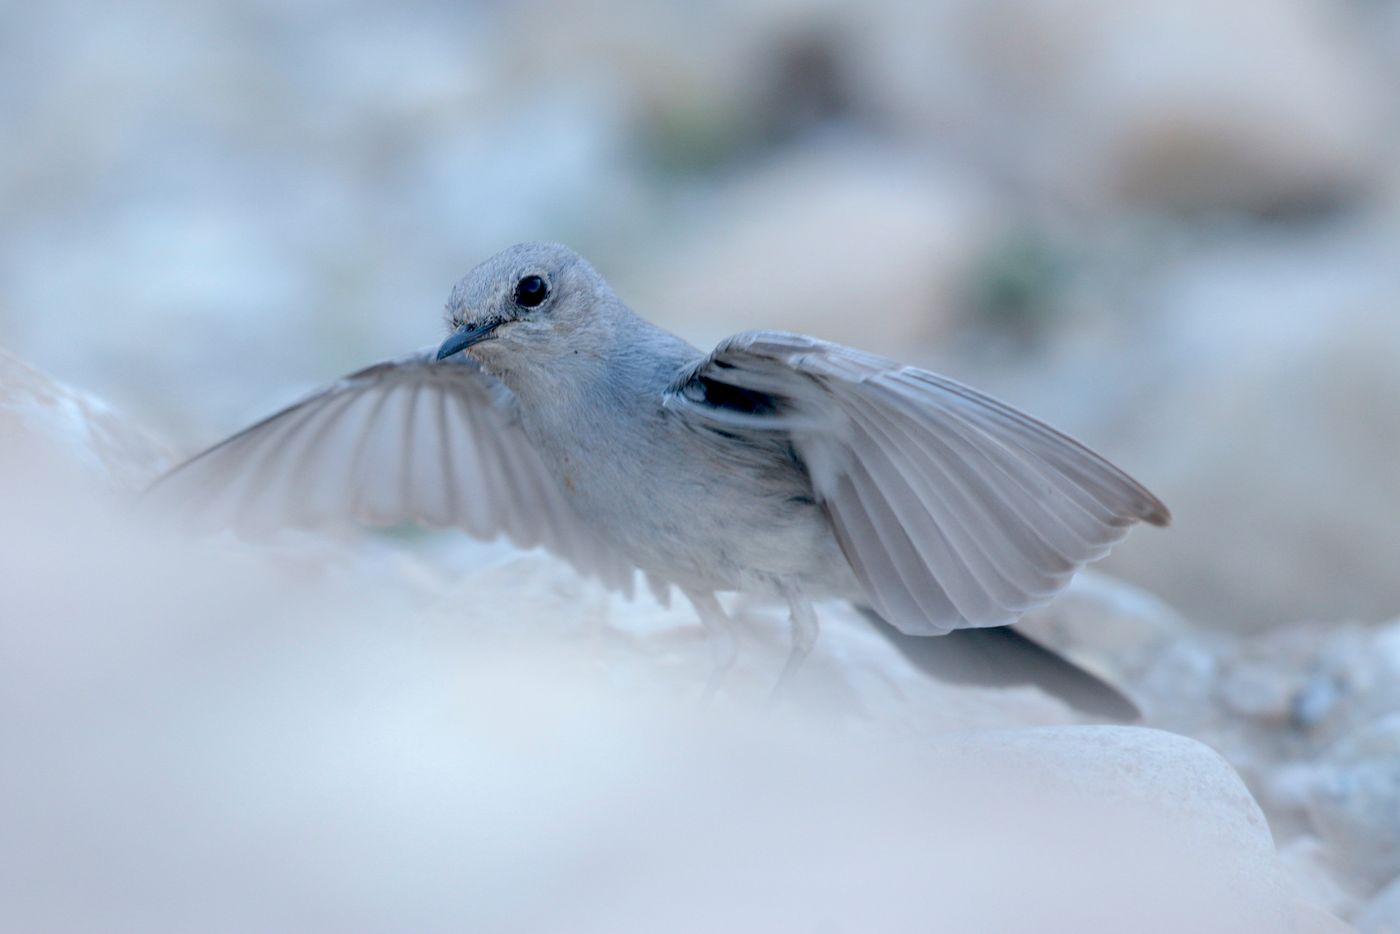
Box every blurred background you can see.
[4,0,1400,629]
[4,0,1400,928]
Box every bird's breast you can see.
[522,397,853,596]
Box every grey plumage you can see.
[151,241,1168,710]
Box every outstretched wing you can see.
[148,348,636,593]
[665,331,1169,635]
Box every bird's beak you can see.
[436,320,501,360]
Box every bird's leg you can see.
[769,595,819,704]
[684,589,738,702]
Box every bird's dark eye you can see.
[514,274,549,308]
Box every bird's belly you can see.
[623,495,852,597]
[551,439,856,598]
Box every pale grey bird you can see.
[152,242,1168,715]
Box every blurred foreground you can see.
[2,324,1388,932]
[3,0,1400,629]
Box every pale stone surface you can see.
[0,346,172,494]
[938,726,1277,865]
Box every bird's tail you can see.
[856,607,1141,723]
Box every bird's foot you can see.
[766,596,819,706]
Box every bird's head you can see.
[438,242,618,382]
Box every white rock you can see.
[0,347,172,495]
[938,726,1274,848]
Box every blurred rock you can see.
[1306,714,1400,889]
[431,552,1085,731]
[1009,567,1400,898]
[1010,224,1400,629]
[1357,875,1400,934]
[0,346,172,495]
[1014,570,1235,730]
[1135,637,1222,730]
[1017,568,1187,683]
[631,139,1003,354]
[530,0,860,170]
[1292,620,1400,743]
[851,0,1387,215]
[1278,836,1363,923]
[1220,659,1297,722]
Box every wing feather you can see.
[149,348,634,592]
[828,465,946,625]
[845,392,1042,616]
[858,384,1091,581]
[667,331,1168,635]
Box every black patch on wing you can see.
[693,374,781,416]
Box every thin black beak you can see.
[436,320,501,360]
